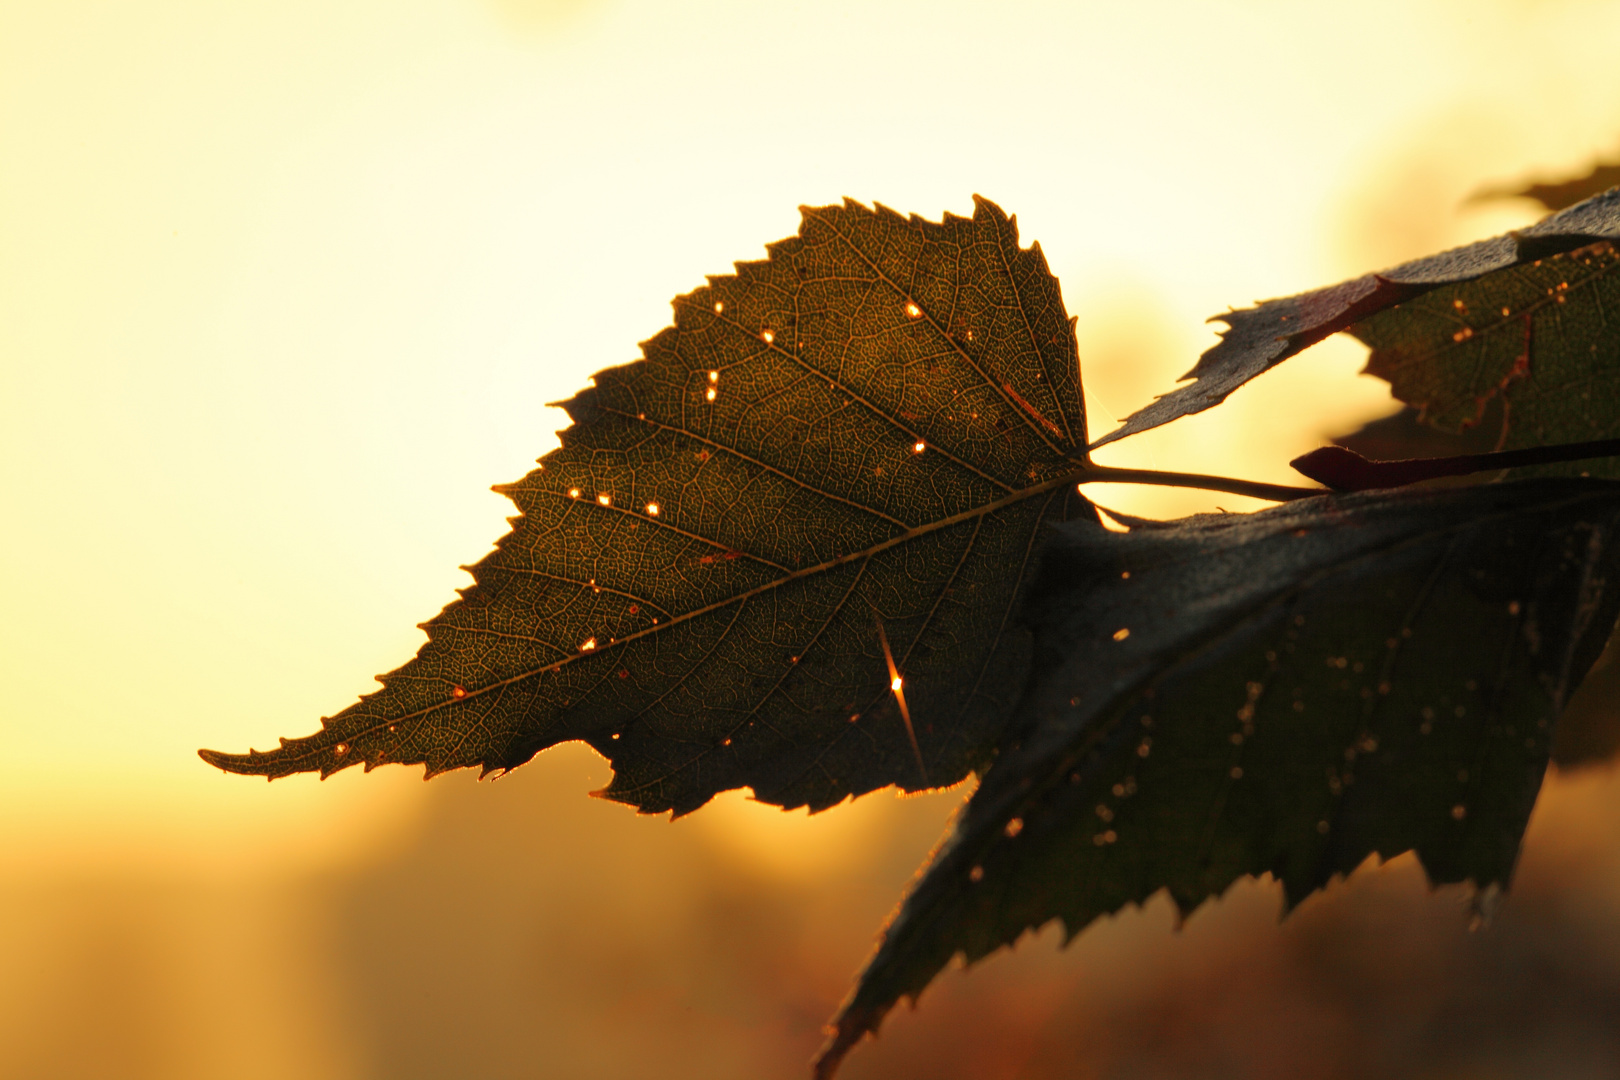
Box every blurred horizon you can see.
[6,0,1620,1075]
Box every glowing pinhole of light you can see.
[597,493,611,506]
[646,502,660,516]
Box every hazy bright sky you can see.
[4,0,1619,873]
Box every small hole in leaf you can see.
[581,637,598,652]
[761,329,774,344]
[646,502,660,516]
[334,743,349,757]
[451,685,467,700]
[568,488,581,499]
[714,301,724,313]
[1112,628,1130,641]
[905,302,922,318]
[1004,817,1023,837]
[597,493,611,506]
[706,388,717,402]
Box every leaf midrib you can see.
[274,467,1093,768]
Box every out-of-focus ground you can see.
[8,0,1620,1076]
[8,746,1620,1080]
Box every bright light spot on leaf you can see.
[905,302,922,318]
[1003,817,1023,837]
[913,441,925,453]
[568,488,581,499]
[706,388,717,402]
[708,370,719,383]
[1112,628,1130,641]
[713,301,723,313]
[1452,804,1467,821]
[580,637,597,652]
[597,493,611,506]
[968,866,984,883]
[334,743,348,757]
[646,502,660,516]
[890,675,903,692]
[451,685,467,700]
[760,329,774,344]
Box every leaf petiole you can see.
[1290,438,1620,492]
[1077,462,1324,502]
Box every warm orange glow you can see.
[5,0,1620,1071]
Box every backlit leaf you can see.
[1354,240,1620,478]
[1091,188,1620,448]
[200,198,1094,815]
[817,480,1620,1077]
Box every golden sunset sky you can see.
[11,3,1620,1078]
[3,0,1619,873]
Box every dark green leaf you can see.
[1091,189,1620,449]
[1354,241,1620,478]
[201,197,1094,814]
[817,480,1620,1077]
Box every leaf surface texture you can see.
[201,198,1092,814]
[1092,189,1620,448]
[819,480,1620,1075]
[1354,241,1620,477]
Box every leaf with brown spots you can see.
[1091,188,1620,449]
[200,197,1093,815]
[1352,240,1620,479]
[818,479,1620,1076]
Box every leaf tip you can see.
[812,1005,889,1080]
[196,747,230,770]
